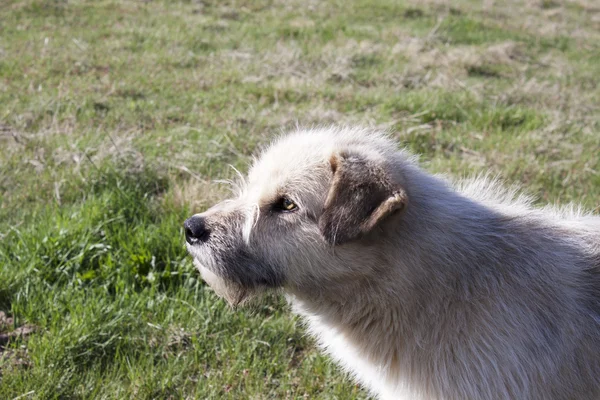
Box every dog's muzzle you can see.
[184,215,211,245]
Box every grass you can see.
[0,0,599,398]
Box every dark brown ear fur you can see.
[319,151,408,245]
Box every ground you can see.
[0,0,599,398]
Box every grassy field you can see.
[1,0,599,398]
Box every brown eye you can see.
[275,197,298,212]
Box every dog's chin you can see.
[193,259,258,307]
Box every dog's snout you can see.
[184,215,210,244]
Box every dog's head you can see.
[185,128,410,305]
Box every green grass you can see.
[1,0,599,398]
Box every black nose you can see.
[184,215,210,245]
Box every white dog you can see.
[185,127,600,400]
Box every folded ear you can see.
[319,151,408,245]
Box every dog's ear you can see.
[319,151,408,245]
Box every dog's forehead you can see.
[249,136,330,181]
[245,133,335,201]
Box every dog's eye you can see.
[275,197,298,212]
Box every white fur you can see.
[188,126,600,400]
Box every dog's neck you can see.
[286,274,436,398]
[285,240,457,399]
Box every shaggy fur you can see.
[185,127,600,400]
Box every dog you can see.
[184,127,600,400]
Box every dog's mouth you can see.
[191,257,251,307]
[186,241,283,307]
[186,241,262,307]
